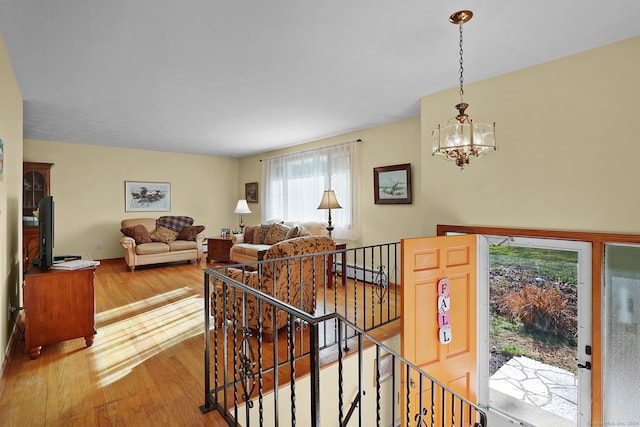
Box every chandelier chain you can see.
[458,22,464,103]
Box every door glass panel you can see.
[604,244,640,423]
[489,244,580,426]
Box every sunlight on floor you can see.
[95,287,193,324]
[92,287,204,387]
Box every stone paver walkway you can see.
[490,355,577,423]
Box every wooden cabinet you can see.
[23,267,97,359]
[23,227,40,270]
[23,162,54,270]
[207,236,233,262]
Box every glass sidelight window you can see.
[603,244,640,424]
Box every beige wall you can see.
[421,36,640,236]
[0,33,23,367]
[23,140,240,260]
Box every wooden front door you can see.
[401,234,478,425]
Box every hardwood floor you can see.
[0,259,399,426]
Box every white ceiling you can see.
[2,1,639,158]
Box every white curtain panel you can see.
[261,141,358,240]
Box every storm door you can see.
[477,237,592,427]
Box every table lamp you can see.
[317,190,342,238]
[234,199,251,233]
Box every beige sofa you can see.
[229,220,328,264]
[119,217,206,271]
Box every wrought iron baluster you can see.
[373,265,388,304]
[375,347,381,427]
[431,379,435,427]
[232,287,239,421]
[405,365,411,427]
[237,326,256,406]
[257,299,264,426]
[451,391,456,427]
[289,314,297,426]
[338,319,344,425]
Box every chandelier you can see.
[432,10,496,171]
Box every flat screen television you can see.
[35,196,54,269]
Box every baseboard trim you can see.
[97,257,127,265]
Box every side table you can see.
[207,236,234,263]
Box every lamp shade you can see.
[317,190,342,210]
[234,199,252,214]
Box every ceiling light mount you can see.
[432,10,496,172]
[449,10,473,25]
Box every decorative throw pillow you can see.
[297,226,312,237]
[150,225,179,243]
[264,223,290,245]
[157,216,194,233]
[244,226,255,244]
[257,224,273,244]
[176,225,205,241]
[285,225,300,240]
[121,225,153,244]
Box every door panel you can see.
[401,234,478,425]
[447,273,472,357]
[414,278,439,364]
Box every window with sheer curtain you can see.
[261,141,357,240]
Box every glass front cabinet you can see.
[23,162,53,218]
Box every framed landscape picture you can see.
[125,181,171,212]
[373,163,412,204]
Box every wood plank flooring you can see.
[0,259,399,426]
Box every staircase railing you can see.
[200,243,487,427]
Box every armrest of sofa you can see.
[119,236,136,250]
[119,236,137,270]
[195,231,206,259]
[231,233,244,244]
[195,231,206,243]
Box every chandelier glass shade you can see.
[432,102,496,170]
[432,10,496,171]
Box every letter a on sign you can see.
[437,295,450,312]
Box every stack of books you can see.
[50,259,100,270]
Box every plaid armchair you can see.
[214,235,336,341]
